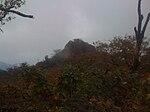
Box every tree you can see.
[0,0,33,31]
[132,0,150,71]
[94,36,149,72]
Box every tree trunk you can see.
[132,40,142,71]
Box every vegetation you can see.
[0,36,149,112]
[132,0,150,71]
[0,0,33,32]
[0,0,149,112]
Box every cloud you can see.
[0,0,149,64]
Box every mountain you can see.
[36,39,96,68]
[0,62,12,71]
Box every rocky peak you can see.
[64,39,96,54]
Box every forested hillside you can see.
[0,37,149,112]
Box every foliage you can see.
[0,0,149,111]
[0,0,33,31]
[56,63,150,112]
[0,37,150,111]
[94,36,150,72]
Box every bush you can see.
[57,64,150,112]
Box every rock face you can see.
[64,39,96,54]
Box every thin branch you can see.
[134,27,138,39]
[137,0,143,34]
[0,28,3,33]
[142,12,150,35]
[0,7,34,19]
[138,0,142,16]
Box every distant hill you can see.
[0,69,8,75]
[0,62,12,71]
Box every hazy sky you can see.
[0,0,150,65]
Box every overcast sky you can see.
[0,0,150,65]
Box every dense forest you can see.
[0,37,149,112]
[0,0,150,112]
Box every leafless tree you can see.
[132,0,150,71]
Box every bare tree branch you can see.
[137,0,143,34]
[0,7,34,19]
[142,12,150,35]
[134,27,138,39]
[132,0,150,72]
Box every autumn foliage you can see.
[0,37,149,112]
